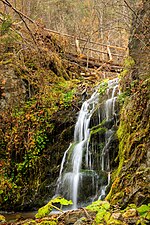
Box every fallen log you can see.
[63,53,123,72]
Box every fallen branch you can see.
[81,207,93,220]
[72,103,80,111]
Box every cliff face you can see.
[0,21,82,210]
[107,0,150,207]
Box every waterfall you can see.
[55,78,119,209]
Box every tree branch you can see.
[124,0,147,27]
[0,0,35,23]
[0,0,37,46]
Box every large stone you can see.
[122,209,137,218]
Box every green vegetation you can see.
[0,1,149,223]
[86,200,111,224]
[0,13,79,210]
[98,79,108,96]
[0,14,12,35]
[137,204,150,220]
[107,77,149,206]
[85,201,150,225]
[35,197,72,219]
[118,56,136,105]
[0,214,6,222]
[90,120,106,137]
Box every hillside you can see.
[0,0,149,224]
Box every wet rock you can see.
[111,212,122,220]
[61,209,95,225]
[74,217,87,225]
[122,209,137,218]
[64,211,85,224]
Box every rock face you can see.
[0,64,26,111]
[0,18,99,211]
[107,0,150,207]
[0,23,82,211]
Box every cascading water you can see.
[56,78,119,209]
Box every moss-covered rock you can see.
[107,0,150,208]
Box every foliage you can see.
[107,74,150,206]
[118,91,130,106]
[123,56,135,71]
[86,200,111,224]
[121,204,150,224]
[0,14,12,35]
[35,197,72,219]
[86,201,150,225]
[0,214,6,222]
[137,204,150,220]
[86,200,101,212]
[0,13,79,210]
[118,56,136,105]
[9,0,131,48]
[86,200,110,212]
[98,79,108,96]
[0,13,20,53]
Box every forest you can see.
[0,0,149,225]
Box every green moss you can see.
[119,69,128,78]
[116,120,129,176]
[106,177,121,202]
[90,120,106,137]
[0,15,12,35]
[106,76,149,206]
[123,56,135,70]
[91,127,107,136]
[99,79,109,95]
[119,56,135,79]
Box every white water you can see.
[56,78,119,208]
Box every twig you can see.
[51,204,63,213]
[124,0,147,27]
[81,207,93,220]
[0,0,37,46]
[72,103,80,111]
[0,0,35,23]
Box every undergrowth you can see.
[0,14,79,209]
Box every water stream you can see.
[56,78,119,209]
